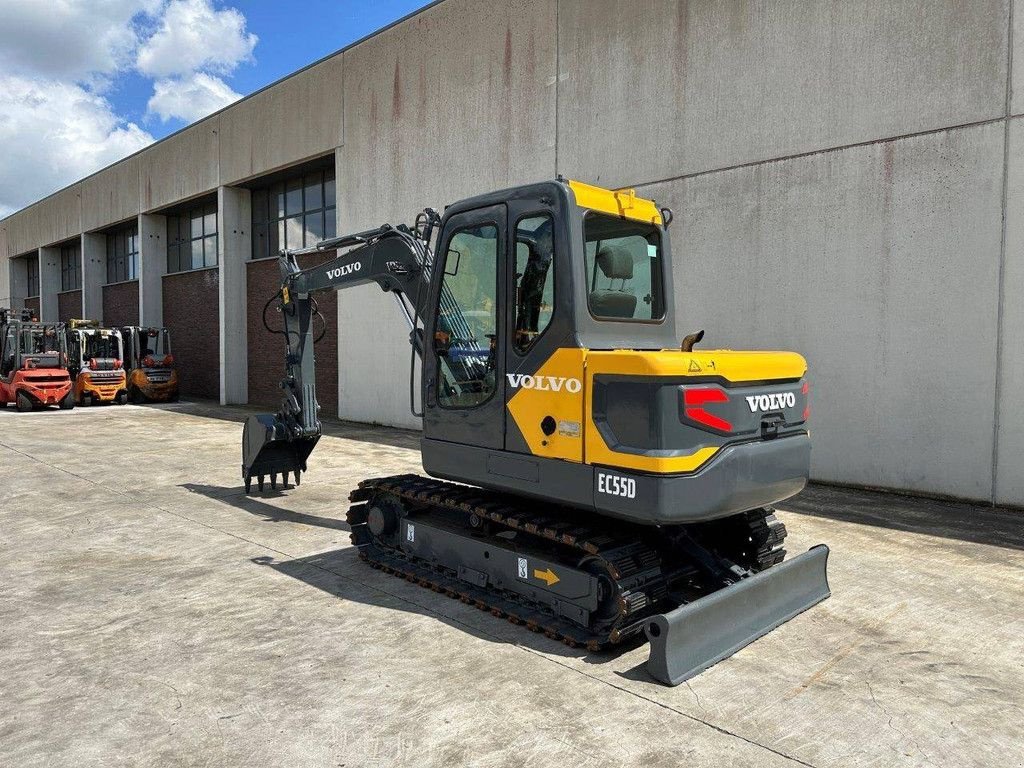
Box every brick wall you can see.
[57,290,82,323]
[23,297,40,319]
[102,281,139,327]
[163,268,220,399]
[246,253,338,413]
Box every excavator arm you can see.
[242,217,436,492]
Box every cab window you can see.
[513,214,555,353]
[584,212,665,321]
[435,224,499,408]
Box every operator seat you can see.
[589,245,637,319]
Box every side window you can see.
[513,215,555,353]
[584,213,665,321]
[435,224,499,409]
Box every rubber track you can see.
[346,474,789,652]
[347,474,673,650]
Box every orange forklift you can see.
[121,326,179,403]
[65,319,128,406]
[0,308,75,411]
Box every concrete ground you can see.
[0,401,1021,768]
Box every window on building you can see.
[25,258,39,297]
[106,224,139,284]
[167,201,218,273]
[250,168,337,260]
[60,242,81,292]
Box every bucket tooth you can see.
[258,475,265,492]
[294,470,301,486]
[241,413,319,493]
[244,474,252,494]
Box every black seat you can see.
[589,246,637,319]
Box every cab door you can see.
[422,204,507,449]
[503,196,585,462]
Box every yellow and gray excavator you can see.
[242,178,830,685]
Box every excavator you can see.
[0,308,74,411]
[65,319,128,406]
[242,178,830,685]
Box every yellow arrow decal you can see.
[533,568,560,587]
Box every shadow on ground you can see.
[181,480,646,673]
[253,546,642,669]
[180,483,351,531]
[787,483,1024,551]
[152,398,420,452]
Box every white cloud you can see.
[147,71,242,123]
[0,0,257,215]
[0,0,159,82]
[137,0,257,78]
[0,76,154,215]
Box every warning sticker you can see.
[406,523,415,543]
[688,359,702,373]
[517,557,528,579]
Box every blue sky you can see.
[112,1,431,138]
[0,0,430,216]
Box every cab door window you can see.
[513,214,555,353]
[435,224,499,408]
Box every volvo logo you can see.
[506,374,582,393]
[745,392,796,412]
[326,262,361,280]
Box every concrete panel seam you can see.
[631,116,1008,193]
[991,0,1016,504]
[554,0,560,175]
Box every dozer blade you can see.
[241,413,319,491]
[645,544,830,686]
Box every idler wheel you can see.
[367,495,402,537]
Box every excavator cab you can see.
[0,308,74,411]
[242,179,829,685]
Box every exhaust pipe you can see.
[242,413,320,492]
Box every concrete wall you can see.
[140,121,220,213]
[642,124,1005,500]
[39,246,60,321]
[218,185,250,404]
[557,0,1008,189]
[83,158,139,233]
[0,0,1017,506]
[0,223,9,308]
[1014,0,1022,115]
[996,116,1023,504]
[81,233,105,321]
[337,0,557,429]
[219,55,344,185]
[138,213,166,328]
